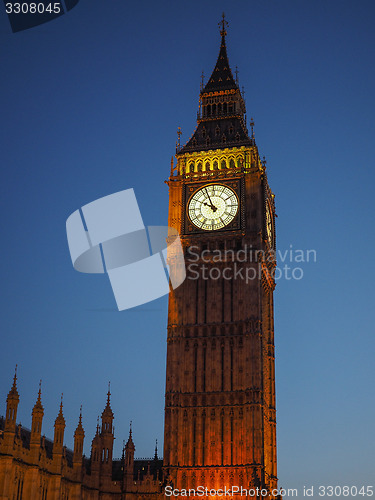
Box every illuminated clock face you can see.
[266,203,273,246]
[188,184,239,231]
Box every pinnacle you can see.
[33,380,44,412]
[126,421,135,448]
[74,405,85,436]
[55,394,65,426]
[7,365,19,401]
[102,383,114,419]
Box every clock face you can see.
[188,184,239,231]
[266,202,273,246]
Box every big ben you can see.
[163,16,278,498]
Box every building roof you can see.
[202,33,237,93]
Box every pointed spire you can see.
[176,127,182,153]
[30,380,44,447]
[126,421,135,449]
[154,438,158,460]
[250,117,255,140]
[102,382,114,420]
[4,365,20,435]
[7,365,19,401]
[74,405,84,436]
[105,381,112,410]
[33,380,43,412]
[73,405,85,465]
[203,14,237,93]
[55,393,65,426]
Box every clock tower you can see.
[164,17,278,497]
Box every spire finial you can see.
[235,66,239,85]
[107,381,111,405]
[250,117,255,140]
[12,365,18,388]
[79,405,83,424]
[32,379,44,412]
[59,393,63,412]
[219,12,228,37]
[200,71,204,92]
[129,420,132,436]
[7,364,19,399]
[176,127,182,152]
[154,438,158,460]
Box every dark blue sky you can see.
[1,0,374,494]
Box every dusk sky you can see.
[1,0,374,496]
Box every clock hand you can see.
[204,188,217,212]
[203,201,218,212]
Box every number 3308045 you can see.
[5,3,62,14]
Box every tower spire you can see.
[100,384,114,477]
[7,365,19,400]
[127,420,134,444]
[34,380,43,411]
[55,393,65,424]
[73,405,85,467]
[201,15,237,94]
[4,365,20,443]
[30,380,44,461]
[178,18,249,154]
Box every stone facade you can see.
[0,376,162,500]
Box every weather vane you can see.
[219,12,228,37]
